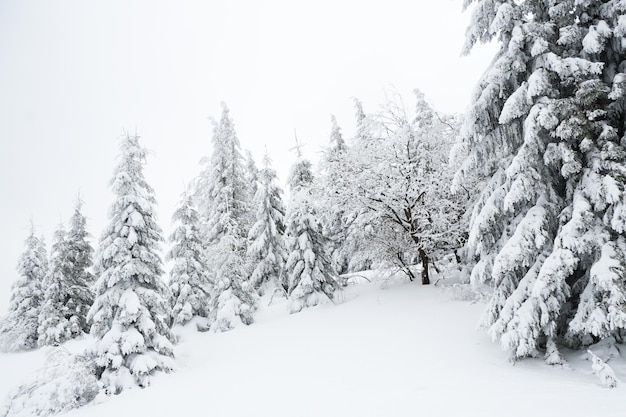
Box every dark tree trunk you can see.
[418,247,430,285]
[454,249,462,264]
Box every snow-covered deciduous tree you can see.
[167,192,212,329]
[285,152,341,313]
[0,226,47,352]
[246,154,288,296]
[194,104,256,331]
[457,0,626,361]
[326,91,463,284]
[88,133,174,394]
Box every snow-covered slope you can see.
[2,277,625,417]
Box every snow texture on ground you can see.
[2,275,625,417]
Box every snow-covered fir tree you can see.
[167,192,212,329]
[38,223,76,346]
[194,103,251,241]
[64,197,95,334]
[317,115,352,275]
[285,151,341,313]
[38,199,95,346]
[0,226,47,352]
[88,133,174,394]
[456,0,626,361]
[246,154,288,296]
[194,104,256,331]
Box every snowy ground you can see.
[2,275,625,417]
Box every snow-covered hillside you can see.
[2,276,625,417]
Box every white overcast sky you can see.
[0,0,495,310]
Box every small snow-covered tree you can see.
[167,192,212,329]
[1,348,99,417]
[38,199,94,346]
[64,197,95,334]
[0,226,47,352]
[209,234,256,331]
[457,0,626,361]
[195,104,256,331]
[588,349,619,388]
[38,224,76,346]
[285,153,341,313]
[246,154,288,296]
[88,133,174,394]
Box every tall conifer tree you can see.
[456,0,626,360]
[88,134,174,393]
[195,104,256,331]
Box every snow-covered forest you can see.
[2,0,626,416]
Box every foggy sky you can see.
[0,0,495,311]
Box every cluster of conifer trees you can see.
[2,0,626,402]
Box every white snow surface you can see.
[2,275,625,417]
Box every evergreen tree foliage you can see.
[456,0,626,360]
[65,198,95,334]
[0,226,47,352]
[285,153,341,313]
[244,149,260,204]
[208,234,256,331]
[194,103,251,244]
[194,104,256,331]
[38,224,77,346]
[167,192,212,329]
[38,200,95,346]
[318,115,352,274]
[246,154,288,295]
[88,133,174,394]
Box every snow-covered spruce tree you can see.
[38,223,76,346]
[88,134,173,394]
[0,226,47,352]
[195,103,251,239]
[64,198,95,334]
[285,152,341,313]
[317,115,353,275]
[38,200,95,346]
[335,91,462,284]
[456,0,626,361]
[195,103,256,331]
[246,154,288,296]
[167,192,212,329]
